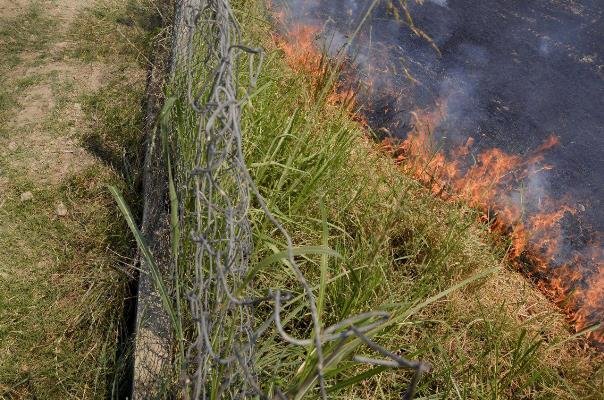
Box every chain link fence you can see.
[129,0,430,398]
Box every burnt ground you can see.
[273,0,604,335]
[391,0,603,232]
[279,0,603,258]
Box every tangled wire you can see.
[170,0,429,398]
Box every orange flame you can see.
[275,24,324,78]
[384,104,603,343]
[272,8,604,346]
[272,11,359,109]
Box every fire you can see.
[535,248,604,343]
[273,20,360,110]
[272,5,603,346]
[385,101,524,215]
[579,262,604,342]
[527,204,576,262]
[384,104,603,343]
[274,23,325,78]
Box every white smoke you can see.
[426,0,448,7]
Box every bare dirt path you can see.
[0,0,153,397]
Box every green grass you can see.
[0,0,160,398]
[68,0,162,65]
[161,0,604,398]
[0,1,55,61]
[0,166,131,398]
[81,72,146,193]
[0,87,11,139]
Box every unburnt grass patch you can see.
[0,0,161,398]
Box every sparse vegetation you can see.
[0,1,55,60]
[0,0,158,398]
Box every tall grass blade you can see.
[108,186,182,346]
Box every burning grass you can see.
[159,0,604,397]
[383,103,604,344]
[270,1,604,347]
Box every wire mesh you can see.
[166,0,430,398]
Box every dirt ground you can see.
[0,0,151,397]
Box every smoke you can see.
[538,37,553,56]
[426,0,448,7]
[274,0,604,340]
[436,69,482,146]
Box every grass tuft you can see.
[68,0,162,65]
